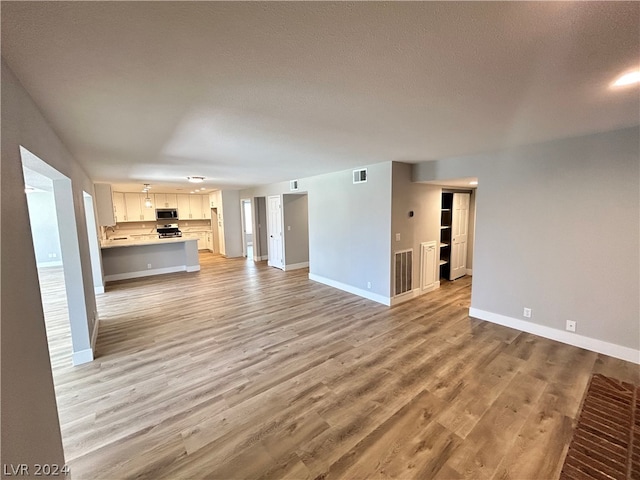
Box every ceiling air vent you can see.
[290,180,299,191]
[353,168,367,184]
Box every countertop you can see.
[100,237,197,249]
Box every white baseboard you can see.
[72,348,94,366]
[105,265,188,282]
[94,285,105,294]
[186,265,200,272]
[466,268,473,275]
[91,313,100,350]
[254,255,268,261]
[284,262,309,271]
[309,273,390,306]
[390,281,441,306]
[469,307,640,365]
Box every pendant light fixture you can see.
[142,184,153,208]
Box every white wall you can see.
[413,127,640,361]
[220,190,243,258]
[241,161,393,303]
[26,191,63,266]
[1,59,99,472]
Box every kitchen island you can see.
[101,237,199,282]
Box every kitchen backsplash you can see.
[103,219,212,240]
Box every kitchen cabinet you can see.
[177,194,209,219]
[113,192,127,223]
[190,195,212,219]
[202,197,211,219]
[197,232,206,250]
[177,194,191,219]
[184,231,207,250]
[124,193,155,222]
[154,193,178,209]
[110,189,210,224]
[189,195,203,219]
[94,183,116,226]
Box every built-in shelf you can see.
[440,192,454,280]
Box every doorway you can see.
[253,197,268,261]
[21,146,94,366]
[439,188,476,282]
[240,198,254,259]
[83,192,104,294]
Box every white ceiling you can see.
[2,2,638,192]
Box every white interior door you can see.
[267,195,283,269]
[450,193,470,280]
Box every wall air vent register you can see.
[353,168,367,184]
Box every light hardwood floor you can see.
[37,253,639,480]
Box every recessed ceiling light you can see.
[611,69,640,88]
[469,180,478,185]
[187,176,205,183]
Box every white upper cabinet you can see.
[154,193,178,209]
[176,194,191,219]
[111,191,210,223]
[123,193,155,222]
[94,183,116,226]
[113,192,127,223]
[176,194,209,219]
[124,193,142,221]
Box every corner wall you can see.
[413,127,640,362]
[390,162,442,299]
[1,59,99,471]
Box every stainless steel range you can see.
[157,223,182,238]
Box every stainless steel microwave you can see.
[156,208,178,220]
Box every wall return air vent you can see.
[394,249,413,296]
[353,168,367,184]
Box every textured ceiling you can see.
[2,2,639,192]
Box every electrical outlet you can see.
[367,281,372,289]
[395,233,401,241]
[566,320,576,332]
[147,263,152,269]
[523,307,532,318]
